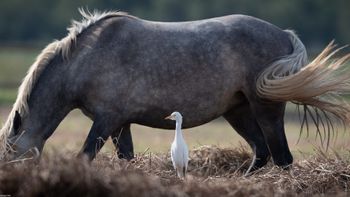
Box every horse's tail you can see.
[256,30,350,145]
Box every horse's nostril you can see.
[7,142,16,151]
[29,147,40,159]
[4,139,18,156]
[4,147,17,161]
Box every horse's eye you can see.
[13,111,22,135]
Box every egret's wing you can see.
[180,143,189,178]
[183,142,189,166]
[182,166,186,178]
[170,143,177,169]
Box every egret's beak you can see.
[164,115,171,120]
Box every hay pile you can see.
[0,146,349,196]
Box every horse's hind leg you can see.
[224,101,270,173]
[248,97,293,168]
[111,124,134,160]
[78,115,121,160]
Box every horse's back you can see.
[78,13,292,69]
[110,14,292,68]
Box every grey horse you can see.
[1,9,349,173]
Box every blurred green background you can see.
[0,0,349,154]
[1,0,350,47]
[1,0,350,98]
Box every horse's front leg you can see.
[111,124,134,160]
[78,115,122,160]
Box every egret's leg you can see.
[111,124,134,160]
[224,101,270,174]
[78,115,121,160]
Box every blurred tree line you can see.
[0,0,349,51]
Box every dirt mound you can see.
[0,146,349,196]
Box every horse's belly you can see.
[132,90,245,129]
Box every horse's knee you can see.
[255,145,271,165]
[259,126,293,168]
[245,146,271,174]
[272,150,293,167]
[114,135,134,160]
[80,116,121,160]
[117,144,134,160]
[111,124,134,160]
[80,134,107,160]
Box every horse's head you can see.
[4,110,41,161]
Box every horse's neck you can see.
[25,59,73,139]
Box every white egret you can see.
[165,111,189,178]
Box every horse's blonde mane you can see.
[0,9,128,157]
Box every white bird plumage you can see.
[165,111,189,178]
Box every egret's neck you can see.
[175,119,183,140]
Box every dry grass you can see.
[0,145,350,197]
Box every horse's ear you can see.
[13,111,21,135]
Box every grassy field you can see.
[1,146,350,196]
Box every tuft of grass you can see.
[0,146,350,196]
